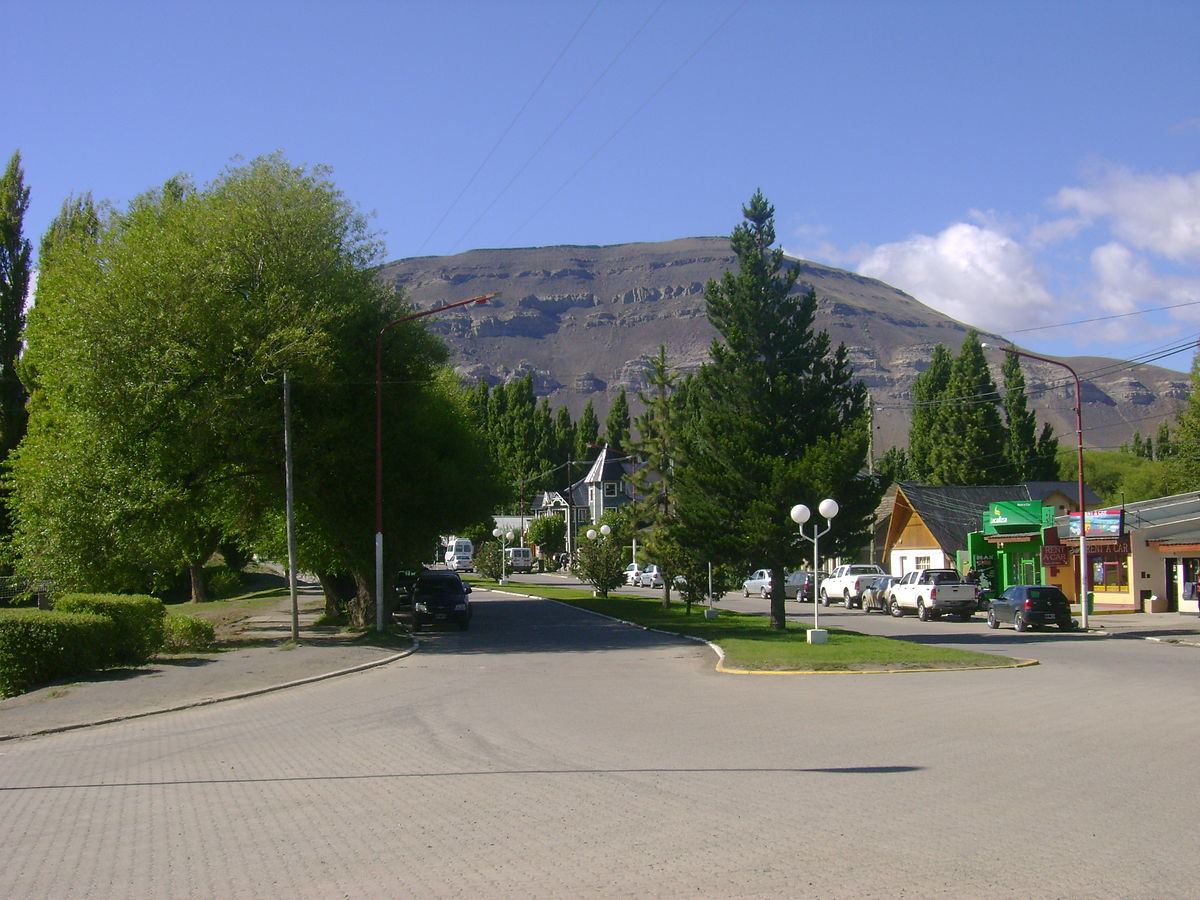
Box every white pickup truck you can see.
[820,564,886,608]
[887,568,979,621]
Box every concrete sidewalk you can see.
[0,587,411,741]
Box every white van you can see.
[444,537,474,572]
[504,546,533,573]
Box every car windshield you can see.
[416,575,464,594]
[1027,587,1067,602]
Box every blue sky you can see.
[6,0,1199,370]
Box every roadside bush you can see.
[474,540,503,580]
[161,614,215,652]
[54,593,166,666]
[0,609,117,697]
[204,564,242,598]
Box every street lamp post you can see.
[790,499,840,644]
[375,293,495,632]
[585,524,611,596]
[983,343,1089,631]
[493,527,514,584]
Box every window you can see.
[604,482,618,498]
[1090,552,1129,592]
[915,556,931,570]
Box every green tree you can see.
[1001,350,1059,481]
[575,398,600,460]
[630,346,682,608]
[1156,420,1173,460]
[926,330,1008,485]
[1164,349,1200,493]
[10,154,503,623]
[525,514,566,563]
[573,514,626,598]
[0,151,30,462]
[906,344,952,481]
[604,387,630,450]
[672,191,880,629]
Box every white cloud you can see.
[854,222,1057,333]
[1053,166,1200,263]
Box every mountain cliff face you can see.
[378,236,1189,453]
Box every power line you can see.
[416,0,604,254]
[1008,298,1200,334]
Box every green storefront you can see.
[962,501,1057,595]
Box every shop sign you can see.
[1041,544,1070,567]
[987,501,1045,532]
[1068,508,1125,537]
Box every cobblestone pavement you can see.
[3,582,1200,897]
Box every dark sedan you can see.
[987,584,1075,632]
[411,570,473,631]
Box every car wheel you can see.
[889,598,903,617]
[917,600,929,622]
[743,587,749,597]
[1014,612,1027,632]
[820,590,830,607]
[1060,620,1074,631]
[760,587,769,599]
[987,609,998,629]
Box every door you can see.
[1165,560,1178,613]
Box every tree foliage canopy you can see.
[671,191,879,628]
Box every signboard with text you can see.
[1067,508,1125,537]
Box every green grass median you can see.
[474,579,1020,673]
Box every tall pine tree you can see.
[604,387,630,450]
[907,344,952,481]
[926,330,1008,485]
[1001,350,1059,481]
[0,151,31,459]
[672,191,879,630]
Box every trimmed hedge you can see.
[0,609,117,697]
[162,614,216,652]
[54,593,166,667]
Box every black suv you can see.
[411,570,473,631]
[987,584,1075,632]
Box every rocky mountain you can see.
[378,236,1190,454]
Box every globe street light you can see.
[983,342,1089,630]
[374,293,495,631]
[493,527,515,584]
[790,498,840,644]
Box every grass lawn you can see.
[469,577,1020,673]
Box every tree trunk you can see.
[315,571,354,620]
[770,566,786,629]
[189,561,209,603]
[347,570,374,629]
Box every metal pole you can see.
[374,293,494,631]
[283,372,299,641]
[989,344,1089,630]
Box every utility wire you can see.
[416,0,603,254]
[450,0,669,252]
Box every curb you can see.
[491,586,1038,677]
[0,643,416,742]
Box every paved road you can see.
[3,584,1198,898]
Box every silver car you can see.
[742,569,806,599]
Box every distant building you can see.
[531,446,635,558]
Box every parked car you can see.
[888,568,979,620]
[861,574,899,613]
[987,584,1075,632]
[636,565,664,589]
[624,563,644,586]
[410,570,473,631]
[820,564,887,607]
[395,567,427,603]
[742,569,809,599]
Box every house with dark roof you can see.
[531,446,635,557]
[883,481,1102,576]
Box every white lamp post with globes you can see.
[493,527,514,584]
[790,498,840,644]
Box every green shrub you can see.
[0,609,117,697]
[204,564,242,598]
[161,614,215,652]
[54,593,166,666]
[474,540,503,580]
